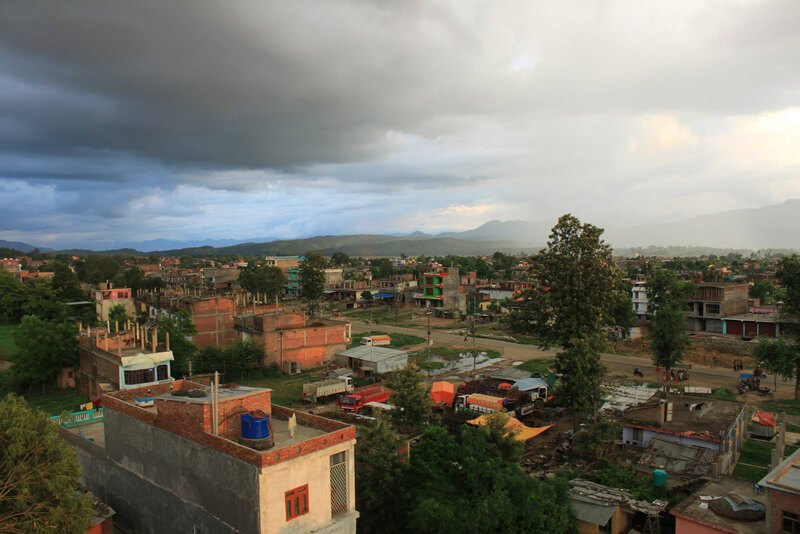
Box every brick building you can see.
[236,312,351,370]
[78,325,175,399]
[57,380,358,533]
[759,447,800,533]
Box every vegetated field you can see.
[0,323,20,359]
[347,331,425,349]
[241,371,323,406]
[340,306,418,328]
[732,439,773,482]
[517,359,554,375]
[759,399,800,417]
[786,422,800,434]
[15,388,90,416]
[712,387,737,401]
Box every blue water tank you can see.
[652,468,667,488]
[241,412,271,440]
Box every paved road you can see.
[348,320,796,397]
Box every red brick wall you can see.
[769,489,800,533]
[246,323,348,368]
[187,298,236,349]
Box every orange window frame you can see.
[285,484,309,521]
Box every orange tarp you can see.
[752,411,777,427]
[431,381,456,406]
[467,415,553,442]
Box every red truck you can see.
[337,384,394,414]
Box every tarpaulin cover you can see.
[467,415,553,441]
[431,381,456,405]
[752,411,777,427]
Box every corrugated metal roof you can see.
[570,499,616,526]
[336,345,408,363]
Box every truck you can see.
[454,393,510,414]
[337,384,394,414]
[302,376,354,402]
[360,335,391,346]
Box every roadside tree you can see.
[299,253,327,318]
[387,363,431,433]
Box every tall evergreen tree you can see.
[646,268,693,379]
[299,253,327,318]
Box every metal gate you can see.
[330,452,348,516]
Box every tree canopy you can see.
[300,253,327,318]
[387,363,432,434]
[0,394,94,533]
[646,268,693,374]
[239,264,286,301]
[12,317,78,389]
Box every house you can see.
[78,325,175,399]
[631,281,649,322]
[759,447,800,533]
[264,255,304,272]
[684,282,749,333]
[635,437,720,480]
[204,267,240,290]
[671,476,766,533]
[56,380,358,533]
[335,346,408,376]
[622,393,746,475]
[568,478,665,534]
[94,283,136,322]
[0,257,21,272]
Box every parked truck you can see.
[454,393,510,414]
[302,376,354,402]
[337,384,394,414]
[360,335,391,346]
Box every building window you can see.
[124,368,155,385]
[706,303,720,314]
[632,428,643,442]
[330,452,348,516]
[784,511,800,533]
[285,485,309,521]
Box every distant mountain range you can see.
[3,199,798,257]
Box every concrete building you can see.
[78,325,175,399]
[671,476,766,534]
[323,268,344,288]
[335,346,409,377]
[415,267,466,314]
[286,267,300,297]
[94,283,136,322]
[569,478,664,534]
[237,312,351,370]
[622,393,746,475]
[204,267,240,290]
[58,380,358,533]
[631,281,649,322]
[264,256,304,272]
[0,257,21,272]
[684,282,749,333]
[759,447,800,533]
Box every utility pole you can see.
[426,311,432,361]
[472,314,477,374]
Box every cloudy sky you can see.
[1,0,799,249]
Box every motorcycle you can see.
[633,368,644,378]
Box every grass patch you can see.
[732,463,769,483]
[339,307,418,328]
[739,439,773,466]
[418,361,445,371]
[760,400,800,417]
[517,359,554,375]
[0,323,20,359]
[15,389,89,416]
[786,423,800,434]
[785,444,799,458]
[241,370,328,406]
[347,331,426,349]
[712,387,737,401]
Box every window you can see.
[632,428,643,442]
[330,452,348,516]
[285,485,309,521]
[784,511,800,533]
[706,303,720,314]
[124,368,155,385]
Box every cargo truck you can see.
[454,393,511,414]
[360,335,392,346]
[337,384,394,414]
[302,376,354,402]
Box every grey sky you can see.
[1,0,798,249]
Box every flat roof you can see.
[337,345,408,362]
[759,447,800,495]
[625,394,744,438]
[671,477,766,534]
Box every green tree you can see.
[514,215,622,426]
[749,279,777,304]
[403,425,575,534]
[157,311,197,377]
[12,317,78,389]
[108,304,129,332]
[646,268,693,380]
[387,363,432,433]
[21,279,68,321]
[331,252,350,266]
[0,394,94,533]
[50,262,85,301]
[754,337,796,394]
[0,272,30,323]
[360,291,374,305]
[300,253,327,318]
[75,256,120,284]
[116,266,146,295]
[479,411,524,463]
[239,265,286,301]
[355,414,405,534]
[371,258,394,279]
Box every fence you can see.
[50,408,104,427]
